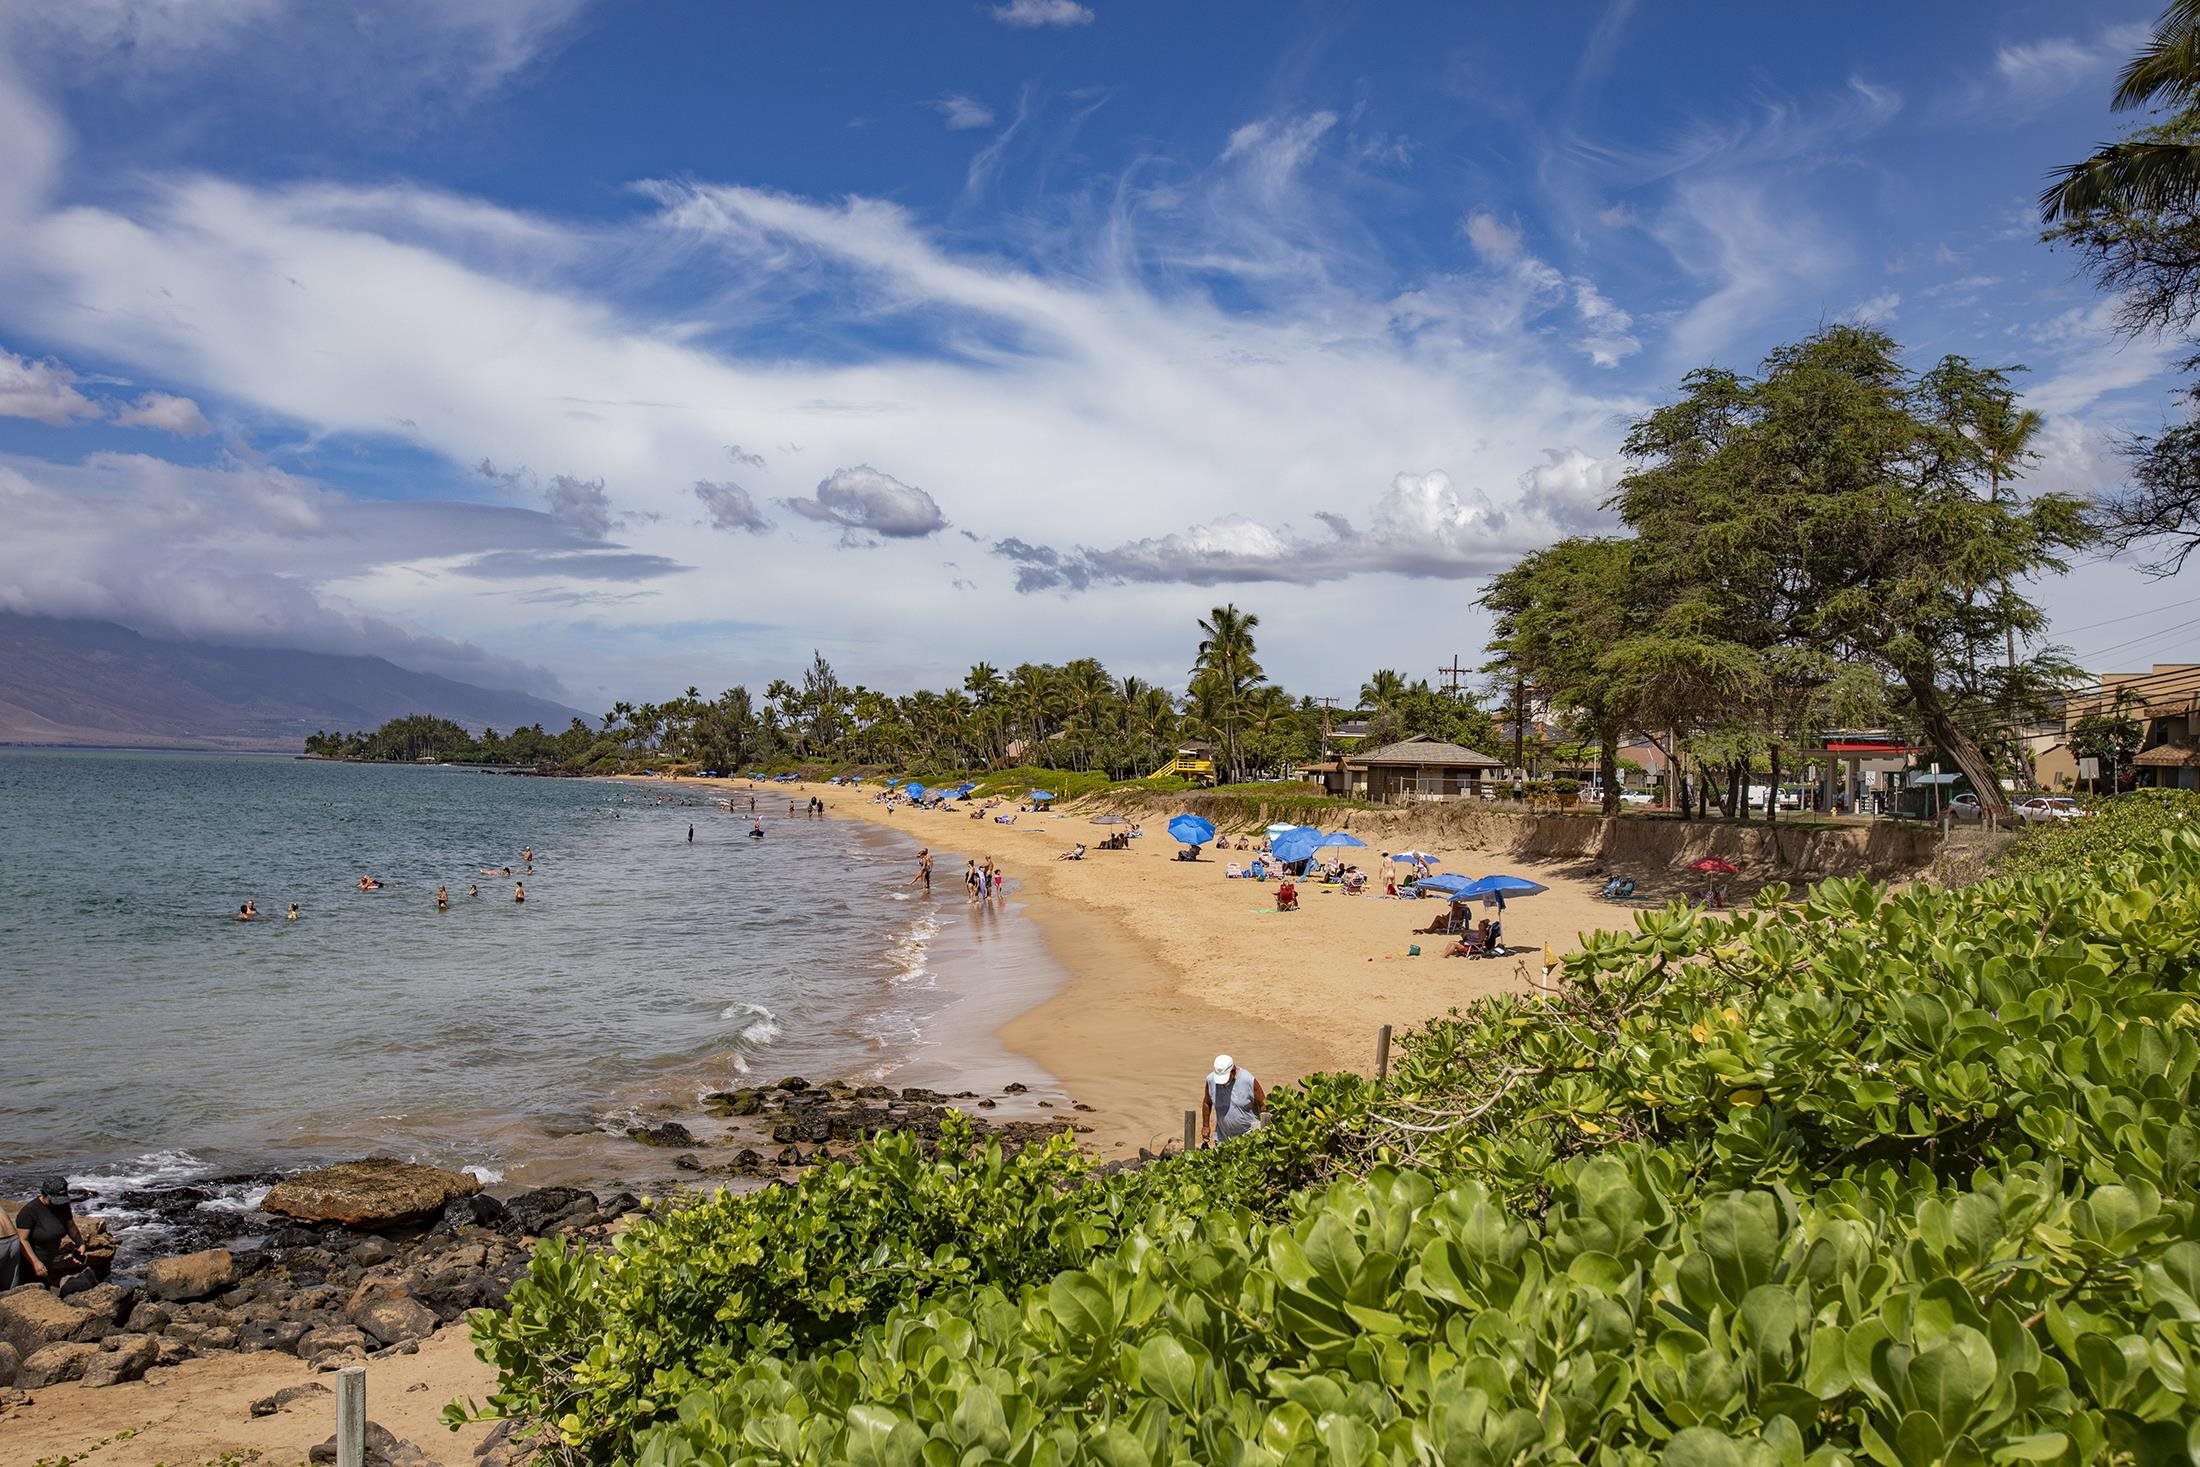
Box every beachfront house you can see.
[1330,734,1509,802]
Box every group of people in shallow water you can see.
[234,846,534,920]
[903,846,1007,902]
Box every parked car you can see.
[1946,792,1983,822]
[1619,790,1655,806]
[2014,796,2084,825]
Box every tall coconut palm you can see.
[1192,604,1262,781]
[2042,0,2200,220]
[1359,668,1407,712]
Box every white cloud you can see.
[1992,24,2150,106]
[0,91,1636,698]
[2027,299,2183,417]
[545,474,613,539]
[113,389,212,435]
[990,0,1093,28]
[1652,177,1844,367]
[694,480,769,533]
[1846,289,1900,325]
[783,465,948,541]
[930,93,995,131]
[1463,212,1523,264]
[1570,280,1639,367]
[993,470,1607,591]
[1,0,588,98]
[0,345,100,425]
[0,450,592,694]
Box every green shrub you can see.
[1999,789,2200,881]
[639,1159,2199,1465]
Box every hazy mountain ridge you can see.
[0,614,587,750]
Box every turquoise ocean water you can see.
[0,750,1063,1208]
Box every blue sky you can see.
[0,0,2189,710]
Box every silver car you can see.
[2014,796,2084,824]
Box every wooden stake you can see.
[336,1366,366,1467]
[1375,1024,1393,1081]
[1183,1109,1198,1153]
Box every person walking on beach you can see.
[1200,1055,1265,1147]
[908,848,932,893]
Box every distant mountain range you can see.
[0,614,588,751]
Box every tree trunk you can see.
[1905,671,2010,820]
[1767,745,1780,825]
[1599,724,1620,816]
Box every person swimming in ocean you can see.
[357,875,382,891]
[436,884,450,910]
[287,903,299,921]
[479,866,512,877]
[749,820,764,840]
[687,823,694,843]
[513,881,526,903]
[523,847,533,865]
[235,901,257,921]
[467,883,479,898]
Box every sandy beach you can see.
[755,780,1623,1156]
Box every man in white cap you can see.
[1200,1055,1265,1146]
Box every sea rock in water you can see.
[146,1247,239,1302]
[625,1121,698,1148]
[263,1157,482,1229]
[0,1288,91,1361]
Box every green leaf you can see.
[1663,1426,1751,1467]
[1137,1334,1201,1416]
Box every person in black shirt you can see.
[14,1176,86,1290]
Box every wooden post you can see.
[336,1366,366,1467]
[1183,1109,1197,1153]
[1375,1024,1393,1082]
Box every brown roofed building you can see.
[1331,734,1509,802]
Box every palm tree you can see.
[1359,669,1407,712]
[1193,604,1262,781]
[2042,0,2200,220]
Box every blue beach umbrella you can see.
[1455,874,1548,900]
[1414,873,1475,897]
[906,782,927,800]
[1030,790,1056,802]
[1167,813,1217,847]
[952,782,977,797]
[1314,831,1368,852]
[1270,827,1324,865]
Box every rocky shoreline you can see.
[0,1079,1097,1421]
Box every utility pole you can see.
[1316,696,1339,755]
[1435,656,1469,697]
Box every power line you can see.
[2054,592,2200,641]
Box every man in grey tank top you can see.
[1200,1054,1266,1146]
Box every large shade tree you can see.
[1611,327,2091,821]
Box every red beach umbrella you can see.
[1689,857,1741,875]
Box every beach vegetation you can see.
[1997,787,2200,881]
[466,824,2200,1464]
